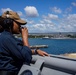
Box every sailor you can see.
[0,11,48,75]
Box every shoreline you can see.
[62,53,76,58]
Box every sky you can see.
[0,0,76,33]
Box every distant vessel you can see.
[42,36,50,39]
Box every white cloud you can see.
[48,14,58,19]
[1,8,12,13]
[27,20,35,24]
[17,11,23,16]
[57,14,76,32]
[67,14,76,20]
[42,14,58,20]
[27,14,58,33]
[27,13,58,33]
[72,2,76,6]
[28,23,53,33]
[50,7,62,14]
[65,7,72,14]
[27,13,76,33]
[42,19,52,24]
[40,18,52,24]
[24,6,39,17]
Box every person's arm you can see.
[21,27,30,47]
[21,27,49,56]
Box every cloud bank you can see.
[1,3,76,33]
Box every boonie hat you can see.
[1,11,27,25]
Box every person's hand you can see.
[37,49,49,56]
[21,27,28,39]
[21,27,29,47]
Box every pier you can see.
[30,45,48,49]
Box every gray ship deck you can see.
[18,54,76,75]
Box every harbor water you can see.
[29,38,76,55]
